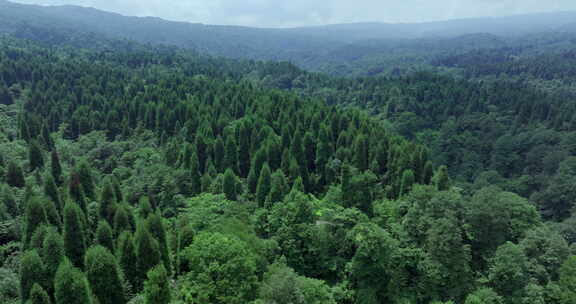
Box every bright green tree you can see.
[146,213,171,276]
[54,259,92,304]
[85,245,126,304]
[27,283,51,304]
[267,169,288,204]
[222,168,238,201]
[117,231,138,291]
[41,227,64,295]
[20,250,46,303]
[144,264,171,304]
[256,163,271,207]
[558,256,576,304]
[24,197,47,249]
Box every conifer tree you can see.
[1,185,19,217]
[6,161,25,188]
[268,170,288,204]
[256,163,272,207]
[146,213,171,276]
[50,150,63,186]
[144,264,171,304]
[29,140,45,171]
[99,180,117,225]
[135,223,161,290]
[224,135,238,174]
[95,220,115,253]
[29,225,48,251]
[434,165,451,191]
[42,227,64,295]
[44,198,61,229]
[77,160,96,201]
[63,203,86,268]
[223,168,238,201]
[238,123,252,177]
[195,134,208,174]
[117,231,138,292]
[68,173,87,214]
[85,245,126,304]
[54,259,92,304]
[354,135,369,171]
[190,151,201,195]
[400,169,415,197]
[43,174,62,215]
[248,148,268,194]
[138,197,153,219]
[20,249,46,303]
[113,204,133,236]
[24,196,47,248]
[28,283,51,304]
[214,136,225,172]
[303,132,316,173]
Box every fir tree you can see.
[256,163,272,207]
[43,174,62,215]
[354,135,369,171]
[28,283,51,304]
[42,227,64,295]
[223,168,238,201]
[214,136,225,172]
[135,223,161,290]
[24,196,47,249]
[146,213,171,276]
[54,259,92,304]
[434,165,451,191]
[95,220,115,253]
[29,140,45,171]
[267,170,288,205]
[63,203,86,268]
[85,245,126,304]
[20,249,46,303]
[99,180,117,225]
[113,204,133,236]
[190,151,201,195]
[117,231,138,292]
[50,150,63,186]
[77,160,96,201]
[224,135,238,174]
[6,161,25,188]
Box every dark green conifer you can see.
[117,231,138,290]
[146,213,171,276]
[256,163,272,207]
[138,197,153,219]
[29,140,45,171]
[190,151,201,195]
[54,259,92,304]
[85,245,126,304]
[6,161,25,188]
[303,132,316,172]
[214,136,225,172]
[134,222,161,290]
[50,150,63,186]
[63,203,86,268]
[95,220,115,253]
[238,123,252,177]
[400,169,415,196]
[28,283,51,304]
[354,135,369,171]
[24,196,47,248]
[42,227,64,294]
[267,170,288,204]
[43,174,62,215]
[113,204,133,236]
[224,135,238,174]
[248,148,268,194]
[77,160,96,201]
[223,168,238,201]
[68,173,87,214]
[99,180,117,225]
[1,185,19,217]
[434,165,451,191]
[20,249,46,303]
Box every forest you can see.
[1,2,576,304]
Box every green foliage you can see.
[54,259,93,304]
[558,256,576,304]
[27,283,51,304]
[256,163,271,206]
[41,227,64,294]
[146,213,171,276]
[117,231,138,292]
[134,222,161,291]
[20,250,46,303]
[180,232,258,304]
[95,220,115,252]
[24,197,47,248]
[63,203,87,268]
[487,242,529,302]
[222,168,238,201]
[144,264,171,304]
[6,161,25,188]
[85,245,126,304]
[29,140,44,171]
[465,288,504,304]
[50,150,63,186]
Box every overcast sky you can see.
[11,0,576,28]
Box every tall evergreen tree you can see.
[28,283,51,304]
[224,135,239,174]
[256,163,272,207]
[54,259,93,304]
[134,223,161,290]
[354,135,369,171]
[99,180,117,225]
[29,140,45,171]
[20,249,46,303]
[24,196,47,249]
[144,264,171,304]
[77,160,96,201]
[117,231,138,292]
[146,213,171,276]
[43,174,62,215]
[434,165,451,191]
[268,170,288,204]
[50,150,63,186]
[85,245,126,304]
[113,204,133,236]
[214,136,225,172]
[6,161,25,188]
[63,203,86,268]
[95,220,115,253]
[42,227,64,295]
[222,168,238,201]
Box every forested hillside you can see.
[1,2,576,304]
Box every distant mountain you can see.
[1,0,576,75]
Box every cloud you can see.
[10,0,576,27]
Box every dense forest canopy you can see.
[1,2,576,304]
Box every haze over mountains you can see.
[2,0,576,72]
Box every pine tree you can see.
[24,196,47,248]
[99,180,117,225]
[195,134,208,174]
[85,245,126,304]
[117,231,138,292]
[44,198,61,229]
[146,213,171,276]
[6,161,25,188]
[20,250,46,303]
[28,283,51,304]
[223,168,238,201]
[1,185,19,217]
[341,164,353,207]
[144,264,171,304]
[354,135,369,171]
[68,173,87,214]
[190,151,201,195]
[29,225,48,251]
[77,160,96,201]
[43,174,62,215]
[139,197,153,219]
[248,148,268,194]
[303,132,316,173]
[63,203,86,268]
[224,135,238,174]
[29,140,45,171]
[54,259,92,304]
[50,150,63,186]
[113,204,133,236]
[135,223,161,290]
[434,165,451,191]
[400,169,415,197]
[95,220,115,253]
[214,136,225,172]
[256,163,272,207]
[238,123,252,178]
[42,227,64,295]
[267,170,288,205]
